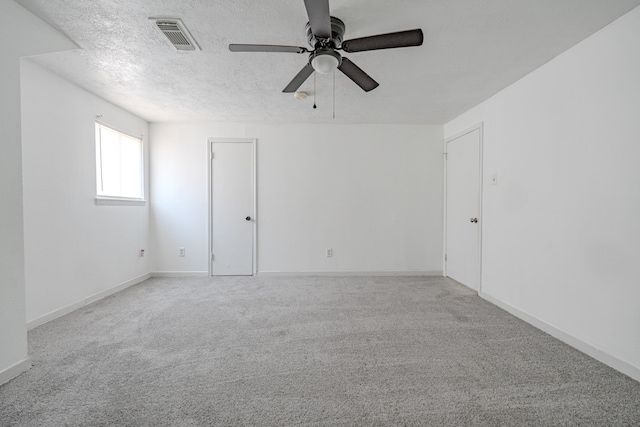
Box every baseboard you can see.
[480,291,640,383]
[257,270,443,277]
[0,358,31,386]
[151,271,209,278]
[27,273,151,330]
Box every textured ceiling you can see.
[15,0,640,124]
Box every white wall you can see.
[21,61,150,326]
[445,6,640,380]
[150,123,443,275]
[0,0,77,384]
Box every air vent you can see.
[150,18,200,51]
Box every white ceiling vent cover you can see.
[150,18,200,51]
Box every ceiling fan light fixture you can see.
[311,51,340,74]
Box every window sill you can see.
[95,197,146,206]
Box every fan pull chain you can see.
[313,72,317,109]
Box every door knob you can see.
[470,218,478,223]
[246,216,251,221]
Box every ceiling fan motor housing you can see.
[306,16,346,49]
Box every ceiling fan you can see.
[229,0,424,93]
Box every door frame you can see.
[443,123,484,291]
[208,138,258,276]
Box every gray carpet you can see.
[1,276,639,426]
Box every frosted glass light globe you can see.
[311,54,339,74]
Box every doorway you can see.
[445,125,482,291]
[209,139,256,276]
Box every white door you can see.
[446,128,481,290]
[211,140,255,275]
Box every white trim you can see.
[95,197,146,206]
[253,140,258,275]
[210,138,256,144]
[443,122,484,292]
[442,139,447,277]
[27,273,150,330]
[208,138,258,277]
[208,139,212,276]
[442,139,450,277]
[258,270,443,277]
[150,271,209,278]
[0,358,31,386]
[480,291,640,383]
[478,123,484,291]
[444,123,484,144]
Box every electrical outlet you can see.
[179,247,185,257]
[326,248,333,257]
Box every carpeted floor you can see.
[1,276,639,426]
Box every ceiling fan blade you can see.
[229,44,308,53]
[303,0,332,39]
[283,64,315,93]
[338,58,379,92]
[341,29,424,53]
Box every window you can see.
[95,122,144,203]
